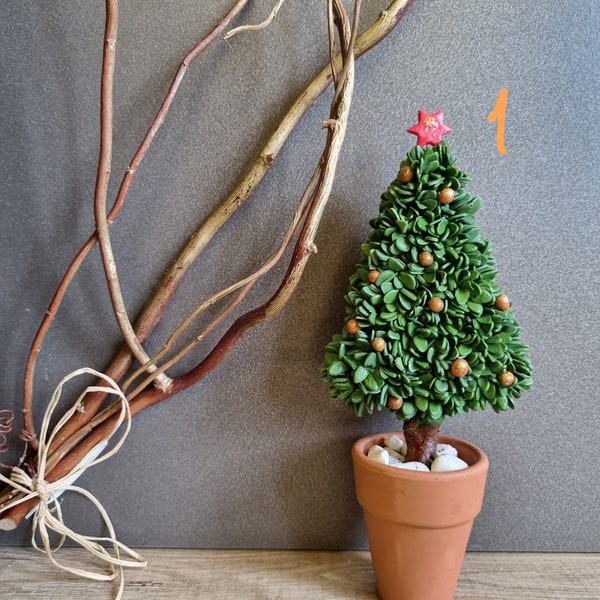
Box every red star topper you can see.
[407,110,452,146]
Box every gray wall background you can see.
[0,0,598,551]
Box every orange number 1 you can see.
[487,88,508,155]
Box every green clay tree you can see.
[322,110,532,464]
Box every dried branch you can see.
[0,0,417,529]
[0,0,355,531]
[52,0,417,436]
[93,0,161,383]
[21,0,251,443]
[122,163,320,399]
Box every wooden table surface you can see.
[1,548,598,599]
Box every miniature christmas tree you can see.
[322,110,532,463]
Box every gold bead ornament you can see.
[495,294,511,311]
[438,187,456,205]
[368,270,381,283]
[450,358,469,377]
[346,319,360,334]
[372,337,386,352]
[428,297,445,312]
[387,396,404,410]
[499,371,516,386]
[398,164,414,183]
[418,251,434,267]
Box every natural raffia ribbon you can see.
[0,368,147,599]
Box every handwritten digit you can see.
[487,88,509,155]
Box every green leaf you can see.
[488,333,511,344]
[413,337,429,353]
[470,197,482,213]
[356,338,372,351]
[483,381,496,400]
[361,286,376,297]
[399,272,417,289]
[427,346,436,363]
[494,393,509,411]
[364,374,381,392]
[472,289,493,304]
[415,396,429,411]
[350,391,364,404]
[388,257,404,272]
[467,301,483,316]
[436,220,448,236]
[377,270,395,284]
[383,289,400,305]
[353,366,369,384]
[434,379,449,393]
[380,281,393,294]
[398,294,413,310]
[328,361,346,376]
[401,401,417,420]
[415,216,428,231]
[380,310,398,321]
[428,402,443,419]
[343,355,358,369]
[487,343,503,355]
[364,352,377,368]
[422,155,440,173]
[455,288,470,305]
[394,236,410,252]
[421,198,437,210]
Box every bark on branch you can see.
[0,0,417,530]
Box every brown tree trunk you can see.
[403,417,441,464]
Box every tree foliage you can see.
[322,142,532,426]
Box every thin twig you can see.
[93,1,174,390]
[0,0,417,526]
[123,162,322,398]
[224,0,286,40]
[327,1,339,86]
[33,0,356,491]
[40,0,417,472]
[95,0,357,424]
[20,0,251,443]
[111,0,251,223]
[98,0,418,401]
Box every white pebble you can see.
[386,447,404,462]
[436,443,458,457]
[393,461,430,472]
[367,445,390,465]
[431,454,469,472]
[383,435,404,453]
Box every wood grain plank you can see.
[0,548,598,599]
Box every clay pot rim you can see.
[352,431,489,481]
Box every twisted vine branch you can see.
[44,0,416,460]
[21,0,252,446]
[0,0,416,530]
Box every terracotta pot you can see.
[352,431,489,600]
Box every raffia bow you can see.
[0,368,147,599]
